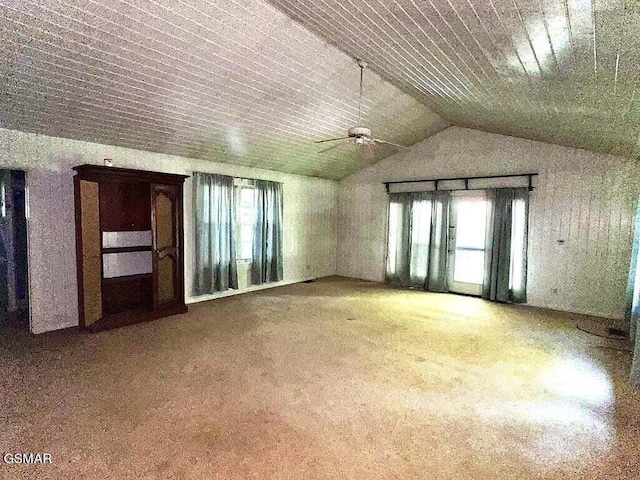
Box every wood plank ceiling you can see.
[268,0,640,159]
[1,1,638,180]
[0,0,446,179]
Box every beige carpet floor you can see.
[1,276,639,479]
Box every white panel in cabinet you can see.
[103,252,152,278]
[102,231,152,248]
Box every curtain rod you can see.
[193,171,283,185]
[383,173,539,193]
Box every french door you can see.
[447,193,488,296]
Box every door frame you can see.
[1,168,32,331]
[447,190,487,297]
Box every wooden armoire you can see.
[73,165,188,332]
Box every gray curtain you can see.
[427,191,451,293]
[251,180,284,285]
[625,198,640,387]
[385,190,450,292]
[633,319,640,387]
[385,192,432,287]
[193,172,238,295]
[482,188,528,303]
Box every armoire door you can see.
[151,184,181,310]
[76,178,103,327]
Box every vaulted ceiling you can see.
[2,0,639,180]
[269,0,640,159]
[0,0,446,179]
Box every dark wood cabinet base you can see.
[86,304,189,333]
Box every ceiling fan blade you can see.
[318,142,349,154]
[365,143,375,160]
[371,138,409,149]
[314,136,351,144]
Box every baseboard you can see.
[185,275,332,305]
[336,275,625,321]
[524,301,623,321]
[30,276,334,334]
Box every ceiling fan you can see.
[314,59,409,157]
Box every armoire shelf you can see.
[73,165,189,332]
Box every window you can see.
[509,197,527,292]
[409,199,432,281]
[203,179,257,262]
[235,185,256,261]
[193,172,283,295]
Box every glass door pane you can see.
[448,195,487,296]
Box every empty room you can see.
[1,0,640,478]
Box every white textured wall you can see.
[338,127,640,320]
[183,158,338,305]
[0,128,338,333]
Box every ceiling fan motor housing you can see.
[348,126,371,139]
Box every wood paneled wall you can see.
[527,165,638,318]
[338,127,640,319]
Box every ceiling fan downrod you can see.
[357,59,367,126]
